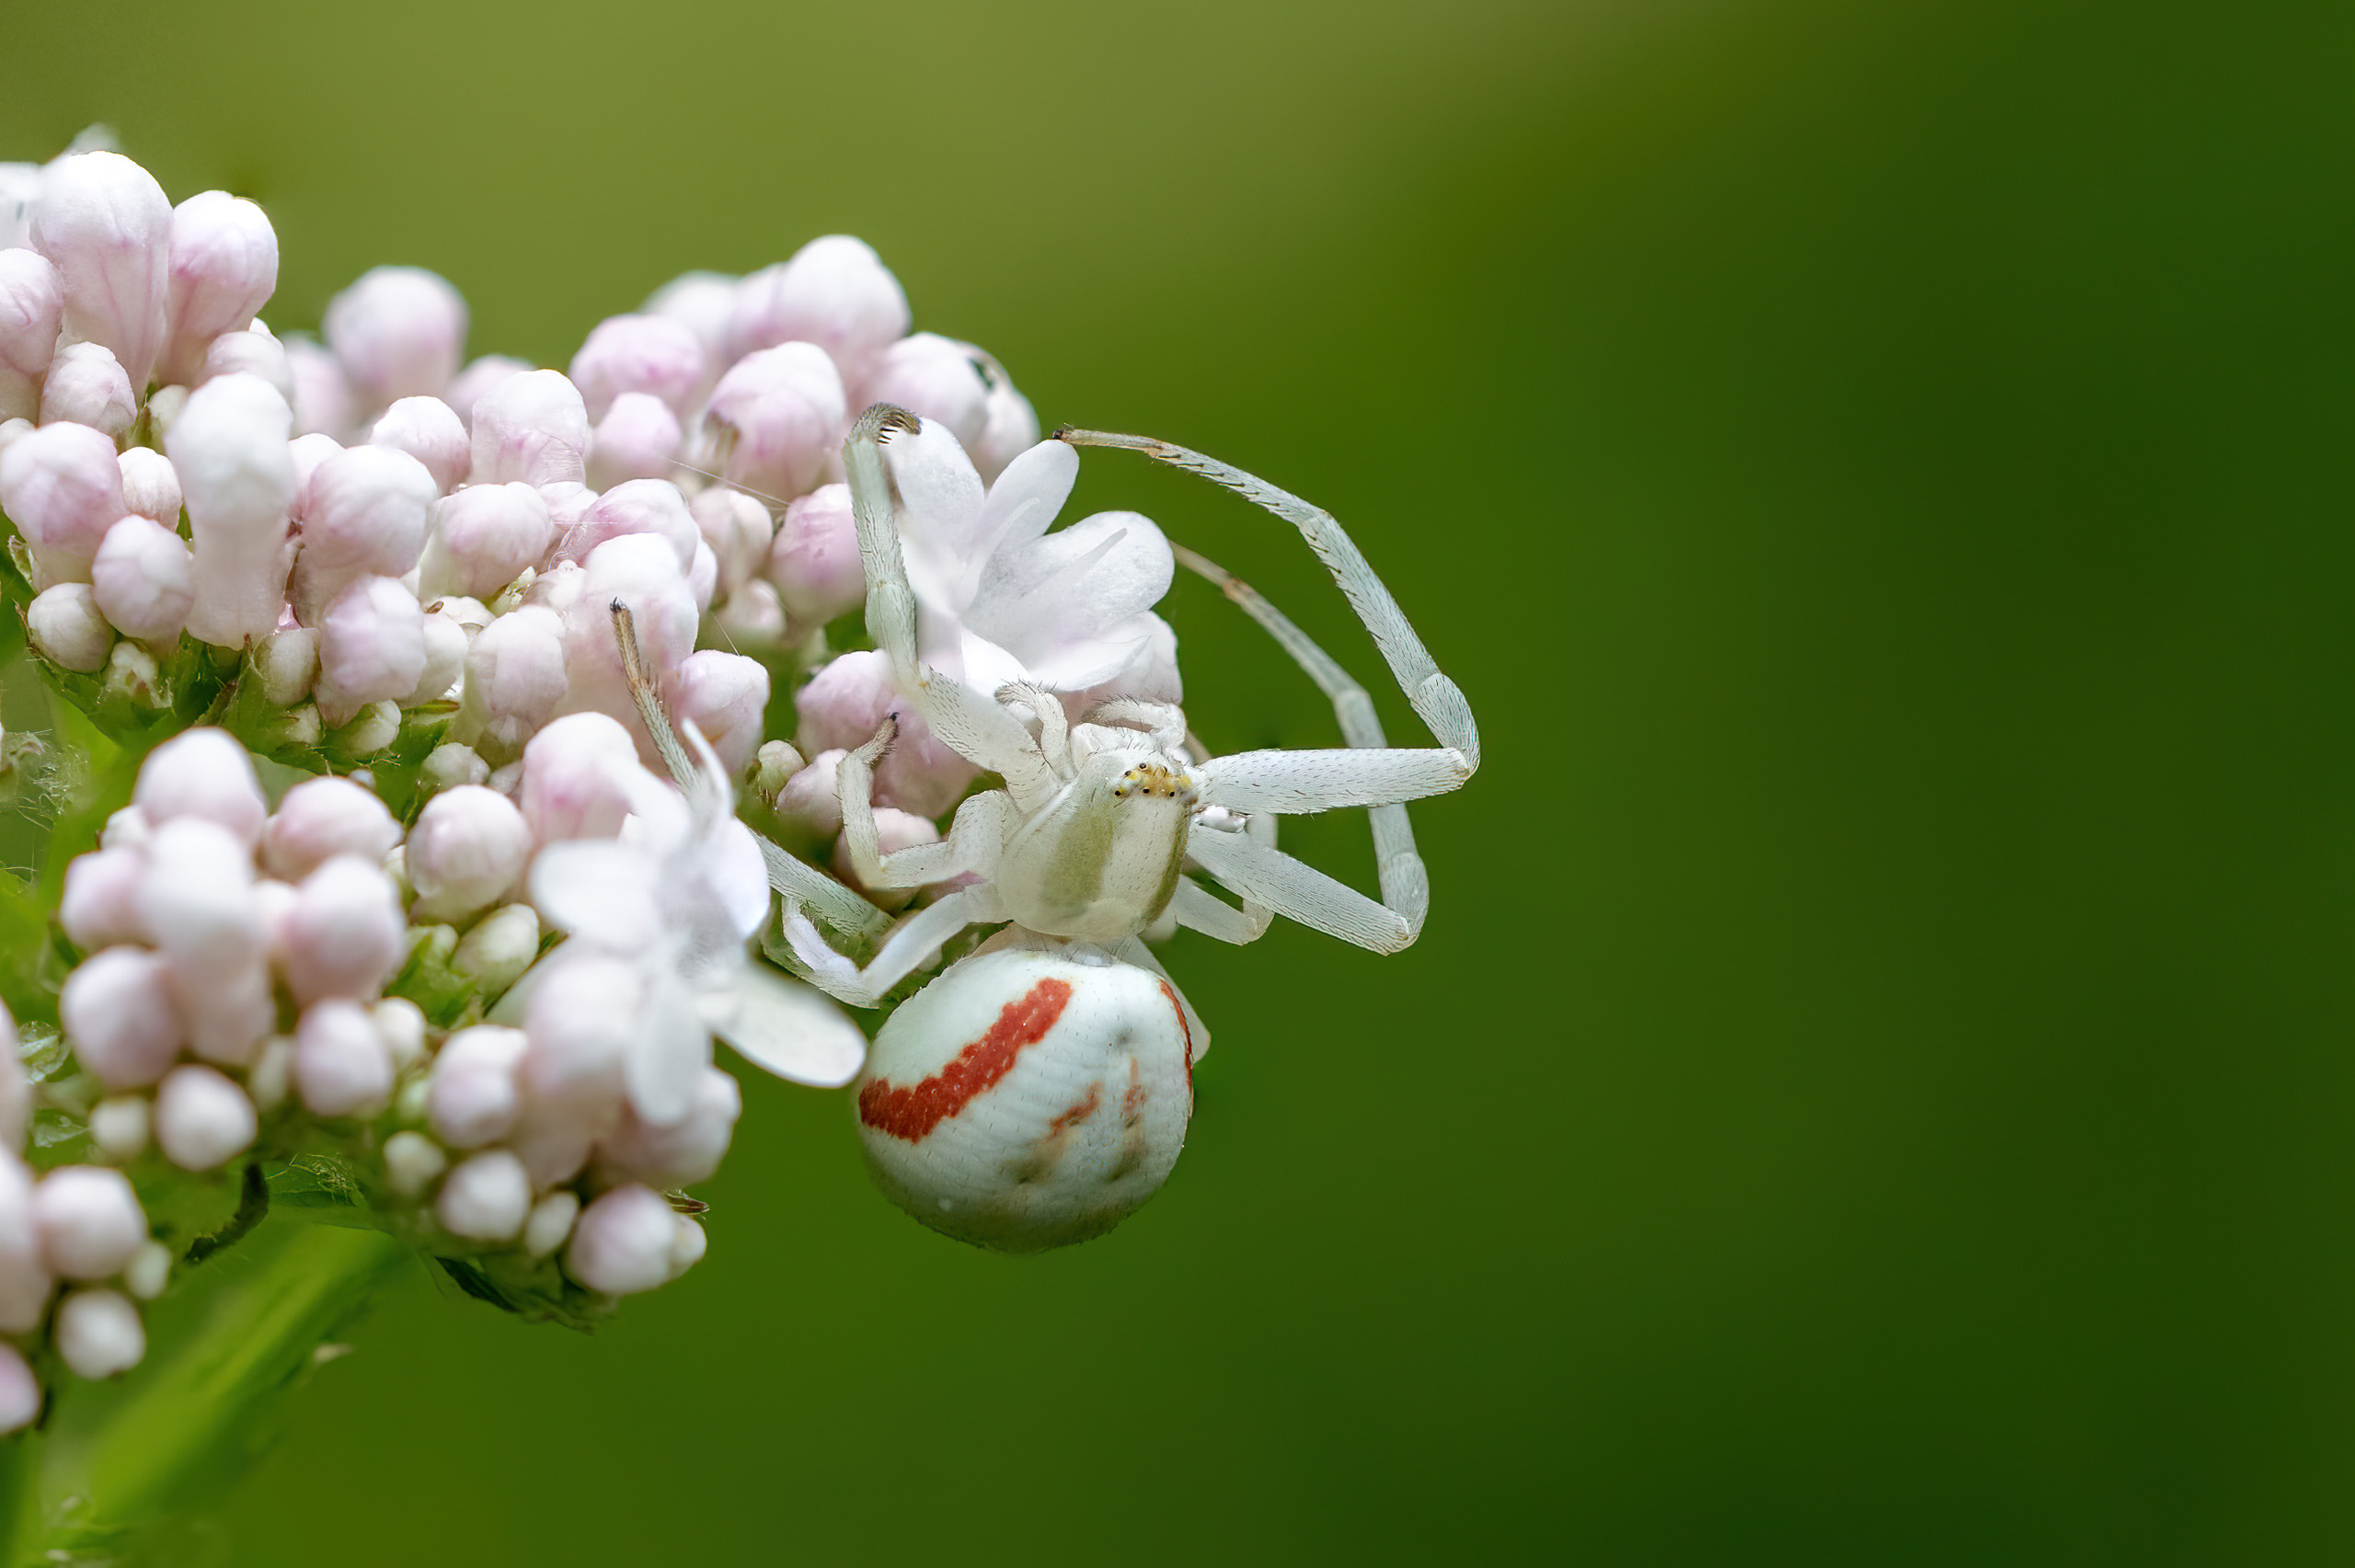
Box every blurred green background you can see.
[6,0,2351,1560]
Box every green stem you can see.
[5,1219,406,1566]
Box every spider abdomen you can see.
[855,947,1194,1253]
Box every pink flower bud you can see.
[198,326,293,412]
[520,711,639,843]
[702,341,844,505]
[443,353,529,429]
[0,1345,37,1434]
[523,1190,578,1257]
[161,190,278,385]
[971,364,1040,486]
[519,947,640,1112]
[368,395,466,493]
[417,480,550,601]
[0,420,126,583]
[324,266,466,409]
[32,1165,145,1278]
[569,313,704,420]
[31,153,171,394]
[55,1288,144,1379]
[61,846,147,950]
[726,235,908,385]
[795,649,976,817]
[0,248,63,422]
[456,602,567,760]
[566,1183,679,1294]
[438,1150,531,1241]
[585,392,681,491]
[39,341,134,437]
[287,430,340,511]
[255,625,317,706]
[176,954,274,1069]
[690,486,772,603]
[765,482,862,626]
[288,444,437,622]
[116,446,178,524]
[470,369,587,486]
[0,1159,50,1332]
[135,727,268,845]
[864,332,991,449]
[279,853,404,1004]
[261,775,399,879]
[52,937,166,1077]
[428,1024,526,1149]
[450,899,536,997]
[557,534,697,752]
[686,538,718,612]
[294,998,392,1117]
[670,650,769,777]
[315,574,426,727]
[168,372,295,647]
[139,817,262,976]
[774,750,845,837]
[551,476,695,570]
[90,515,193,643]
[643,270,736,372]
[284,334,353,439]
[595,1066,739,1189]
[407,784,531,921]
[152,1064,257,1171]
[717,577,787,646]
[408,604,469,706]
[28,582,113,670]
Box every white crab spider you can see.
[775,404,1483,1010]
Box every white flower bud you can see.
[60,946,180,1088]
[61,845,148,950]
[55,1288,144,1379]
[419,741,488,796]
[32,153,171,393]
[198,326,293,406]
[469,369,587,486]
[550,476,696,571]
[161,191,278,384]
[288,443,437,622]
[765,482,863,626]
[520,949,643,1113]
[686,538,717,612]
[153,1064,257,1171]
[137,727,268,846]
[451,900,538,1001]
[797,649,975,817]
[33,1165,145,1278]
[40,341,134,437]
[88,1093,150,1162]
[566,1183,678,1294]
[315,574,426,727]
[408,784,531,921]
[367,395,466,494]
[406,608,468,707]
[0,1345,34,1435]
[523,1189,578,1258]
[139,812,260,964]
[324,266,465,409]
[0,247,63,422]
[702,342,844,505]
[427,1024,527,1149]
[642,270,734,365]
[89,514,193,643]
[115,446,180,524]
[168,372,295,647]
[690,485,773,603]
[437,1149,530,1242]
[569,314,705,420]
[865,333,991,450]
[99,805,148,851]
[774,750,846,838]
[670,650,770,778]
[416,480,550,601]
[375,997,427,1072]
[247,1034,293,1112]
[284,334,352,439]
[455,602,566,761]
[585,392,682,492]
[100,637,163,710]
[280,853,404,1004]
[725,235,908,385]
[123,1239,169,1300]
[383,1130,447,1197]
[28,582,113,670]
[519,711,639,843]
[261,775,398,880]
[442,353,528,429]
[331,698,401,754]
[0,1158,48,1333]
[177,955,273,1069]
[295,998,393,1118]
[667,1214,706,1279]
[748,739,804,807]
[0,419,126,583]
[713,582,782,651]
[287,429,340,510]
[596,1066,739,1189]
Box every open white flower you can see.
[528,725,864,1123]
[883,417,1180,703]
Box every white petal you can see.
[968,509,1173,669]
[626,967,710,1126]
[530,841,663,948]
[962,440,1077,597]
[709,817,772,941]
[704,963,867,1088]
[882,417,985,602]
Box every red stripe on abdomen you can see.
[858,978,1074,1141]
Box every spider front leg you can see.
[780,884,1012,1009]
[836,715,1012,890]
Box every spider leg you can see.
[778,883,1010,1009]
[611,602,887,942]
[1166,876,1272,945]
[1054,428,1480,773]
[994,681,1074,774]
[1086,697,1188,752]
[1166,549,1439,940]
[837,716,1012,890]
[1182,819,1412,954]
[843,405,1056,803]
